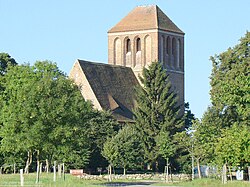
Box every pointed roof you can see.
[77,60,139,122]
[108,5,184,34]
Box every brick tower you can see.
[108,5,185,108]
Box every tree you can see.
[184,102,195,130]
[133,62,183,169]
[102,125,143,175]
[215,124,250,168]
[156,131,175,182]
[0,53,17,75]
[0,61,95,171]
[210,31,250,124]
[86,110,119,171]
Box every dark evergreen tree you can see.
[184,102,195,130]
[0,53,17,76]
[133,62,184,168]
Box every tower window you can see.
[136,38,141,52]
[126,39,131,53]
[166,36,171,54]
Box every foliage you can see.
[87,110,120,170]
[0,61,96,169]
[102,125,143,173]
[210,31,250,124]
[184,102,195,130]
[215,124,250,167]
[133,62,183,166]
[0,52,17,75]
[156,131,175,163]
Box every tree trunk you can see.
[196,158,201,179]
[24,151,32,174]
[123,167,126,175]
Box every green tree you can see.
[156,131,175,181]
[133,62,183,168]
[215,124,250,168]
[210,31,250,124]
[0,52,17,75]
[86,110,119,170]
[102,125,143,175]
[0,61,93,171]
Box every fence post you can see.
[248,166,250,182]
[58,164,61,178]
[53,161,56,182]
[36,161,40,184]
[14,164,16,174]
[20,169,24,186]
[46,159,49,173]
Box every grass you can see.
[0,174,249,187]
[154,178,250,187]
[0,173,104,187]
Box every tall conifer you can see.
[134,62,183,166]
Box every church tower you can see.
[108,5,185,108]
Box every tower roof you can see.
[108,5,184,34]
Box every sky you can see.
[1,0,249,118]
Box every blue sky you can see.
[1,0,249,118]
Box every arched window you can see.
[136,38,141,52]
[126,39,131,53]
[114,38,121,65]
[172,38,176,55]
[166,36,171,55]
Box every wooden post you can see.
[222,164,227,184]
[36,161,40,183]
[40,163,42,173]
[62,163,65,181]
[248,166,250,182]
[108,165,112,182]
[53,161,56,182]
[191,154,194,180]
[20,169,24,186]
[46,159,49,173]
[58,164,61,178]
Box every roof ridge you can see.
[155,5,159,29]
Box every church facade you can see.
[69,5,185,122]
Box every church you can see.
[69,5,185,123]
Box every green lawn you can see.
[0,173,103,187]
[0,174,249,187]
[154,178,250,187]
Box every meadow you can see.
[0,173,249,187]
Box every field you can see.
[0,173,249,187]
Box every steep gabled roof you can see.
[108,5,184,34]
[77,60,139,122]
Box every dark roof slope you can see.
[108,5,184,34]
[78,60,139,122]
